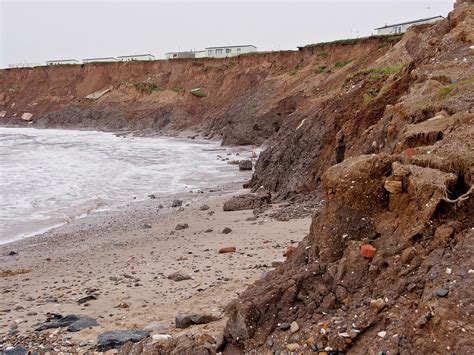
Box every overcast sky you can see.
[1,0,455,68]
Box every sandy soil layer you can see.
[0,185,311,352]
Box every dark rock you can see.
[171,199,183,207]
[67,316,100,332]
[223,193,270,212]
[167,271,192,281]
[35,314,99,332]
[435,288,449,297]
[143,223,152,229]
[175,223,189,230]
[8,251,18,256]
[148,194,156,199]
[239,160,253,171]
[96,329,149,351]
[204,228,213,233]
[199,204,210,211]
[279,322,290,331]
[222,227,232,234]
[4,346,28,355]
[175,314,219,329]
[77,294,97,304]
[415,311,433,328]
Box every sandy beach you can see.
[0,183,312,352]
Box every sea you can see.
[0,127,246,244]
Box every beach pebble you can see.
[279,322,290,331]
[222,227,232,234]
[171,199,183,207]
[199,204,210,211]
[167,271,192,282]
[175,314,219,329]
[175,223,189,230]
[290,321,299,333]
[218,247,236,254]
[435,288,449,297]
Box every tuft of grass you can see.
[288,64,305,76]
[170,87,184,93]
[316,65,329,74]
[439,86,454,96]
[438,79,474,97]
[190,88,207,98]
[378,43,387,49]
[134,82,161,94]
[1,269,31,278]
[319,51,329,58]
[353,64,405,81]
[334,60,352,68]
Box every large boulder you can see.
[239,160,253,171]
[35,314,98,332]
[223,193,270,212]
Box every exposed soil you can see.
[1,2,473,354]
[223,4,474,354]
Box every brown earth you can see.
[223,4,474,354]
[1,2,473,354]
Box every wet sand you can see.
[0,184,311,352]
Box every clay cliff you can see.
[224,4,474,354]
[1,2,473,354]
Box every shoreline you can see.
[0,173,312,353]
[0,126,262,246]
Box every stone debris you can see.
[35,314,98,332]
[175,314,219,329]
[238,160,253,171]
[175,223,189,230]
[219,247,236,254]
[96,329,149,351]
[167,271,192,281]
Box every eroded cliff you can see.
[224,4,473,354]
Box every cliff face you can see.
[224,5,474,354]
[1,35,402,148]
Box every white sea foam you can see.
[0,127,244,244]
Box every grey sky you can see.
[1,0,455,68]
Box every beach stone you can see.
[167,271,192,281]
[143,223,152,229]
[143,321,169,332]
[77,294,97,304]
[219,246,236,254]
[290,321,299,333]
[175,314,219,329]
[67,316,100,332]
[286,343,300,351]
[239,160,253,171]
[96,329,149,351]
[21,112,33,121]
[199,204,210,211]
[4,346,28,355]
[148,194,156,199]
[435,288,449,297]
[35,314,99,332]
[151,334,172,342]
[360,244,376,258]
[223,193,269,212]
[8,251,18,256]
[175,223,189,230]
[279,322,291,331]
[222,227,232,234]
[171,199,183,207]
